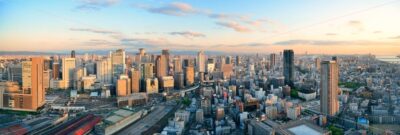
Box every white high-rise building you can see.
[111,49,126,83]
[320,61,339,116]
[96,58,112,84]
[62,58,76,89]
[197,51,205,72]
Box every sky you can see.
[0,0,400,55]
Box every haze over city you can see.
[1,0,400,55]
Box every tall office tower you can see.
[73,67,86,89]
[130,68,141,93]
[62,58,76,89]
[71,50,76,58]
[141,63,154,79]
[2,57,45,111]
[270,53,276,70]
[29,57,45,111]
[162,49,170,65]
[111,49,126,83]
[225,56,232,64]
[139,48,145,56]
[197,51,206,72]
[183,59,195,67]
[174,72,184,89]
[320,61,339,116]
[185,66,195,86]
[173,56,182,73]
[315,58,321,71]
[136,48,146,63]
[43,59,51,71]
[96,58,112,84]
[332,56,338,61]
[155,55,168,78]
[235,55,240,66]
[7,64,22,84]
[52,62,60,79]
[283,50,294,86]
[207,58,215,73]
[125,56,133,70]
[117,75,131,97]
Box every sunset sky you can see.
[1,0,400,55]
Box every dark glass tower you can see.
[283,49,294,86]
[71,50,76,58]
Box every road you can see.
[116,105,173,135]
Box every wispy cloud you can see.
[133,2,275,33]
[70,28,119,35]
[274,39,397,46]
[216,21,251,32]
[325,33,337,36]
[82,39,120,46]
[135,2,204,16]
[169,31,205,38]
[347,20,364,31]
[373,30,382,34]
[389,35,400,39]
[76,0,119,10]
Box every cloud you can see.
[82,39,120,46]
[135,2,203,16]
[216,21,251,32]
[373,30,382,34]
[169,31,206,38]
[274,40,345,46]
[70,28,119,35]
[325,33,337,36]
[76,0,119,10]
[347,20,364,31]
[120,38,170,49]
[274,39,397,46]
[389,35,400,39]
[133,2,276,33]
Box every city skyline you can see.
[1,0,400,55]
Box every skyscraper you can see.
[1,57,45,111]
[283,50,294,86]
[111,49,126,83]
[320,61,339,116]
[270,53,276,70]
[236,55,240,66]
[71,50,76,58]
[130,68,141,93]
[185,66,194,86]
[197,51,205,73]
[315,58,321,71]
[162,49,170,70]
[29,57,45,111]
[156,55,168,78]
[141,63,154,79]
[62,58,76,89]
[173,56,182,73]
[52,62,60,80]
[117,75,131,97]
[96,58,112,84]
